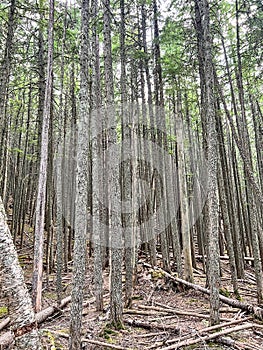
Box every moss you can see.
[188,298,198,303]
[45,330,56,349]
[44,292,57,300]
[43,330,63,350]
[57,329,69,334]
[100,325,118,339]
[106,337,117,344]
[151,270,164,279]
[0,306,8,318]
[113,321,125,330]
[105,320,125,330]
[132,294,143,300]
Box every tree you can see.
[0,196,41,349]
[69,0,90,348]
[32,0,54,313]
[194,0,221,325]
[103,0,124,328]
[0,0,17,201]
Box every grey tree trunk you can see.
[195,0,221,325]
[0,0,16,201]
[0,196,42,349]
[176,92,193,283]
[91,0,103,312]
[32,0,54,313]
[69,0,90,348]
[103,0,123,327]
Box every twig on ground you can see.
[138,304,229,321]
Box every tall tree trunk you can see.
[176,88,193,282]
[32,0,54,313]
[0,0,16,201]
[91,0,103,312]
[69,0,90,348]
[194,0,221,325]
[103,0,123,328]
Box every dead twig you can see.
[138,304,229,321]
[124,318,179,332]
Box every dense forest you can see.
[0,0,263,349]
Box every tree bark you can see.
[194,0,221,325]
[32,0,54,313]
[69,0,90,348]
[0,196,41,349]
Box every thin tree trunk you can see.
[176,90,193,282]
[32,0,54,313]
[0,0,16,201]
[102,0,123,327]
[91,0,103,312]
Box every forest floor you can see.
[1,244,263,350]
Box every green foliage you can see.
[234,289,242,301]
[219,287,231,297]
[0,306,8,318]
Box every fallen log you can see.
[143,263,263,320]
[0,294,96,346]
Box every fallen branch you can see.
[135,331,168,338]
[123,309,168,317]
[81,338,128,349]
[155,302,239,315]
[196,254,255,262]
[161,323,254,350]
[138,304,229,321]
[42,329,128,350]
[164,316,252,345]
[216,336,258,350]
[148,315,180,322]
[0,318,10,332]
[124,318,179,332]
[0,294,96,346]
[143,263,263,320]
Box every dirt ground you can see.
[1,246,263,350]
